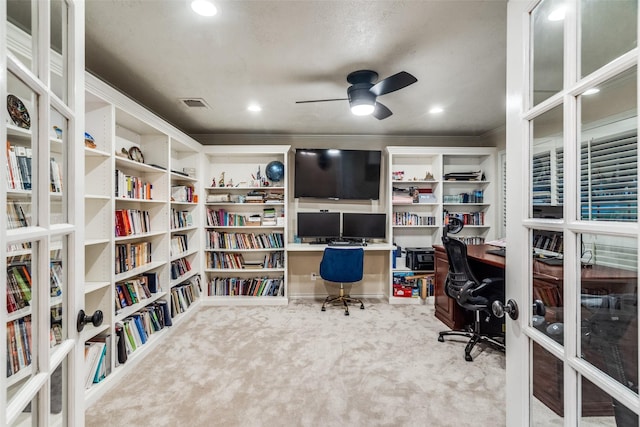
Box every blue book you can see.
[133,315,147,344]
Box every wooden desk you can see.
[434,244,637,417]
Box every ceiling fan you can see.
[295,70,418,120]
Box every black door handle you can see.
[77,309,103,332]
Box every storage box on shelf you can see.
[202,145,290,305]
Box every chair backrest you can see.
[319,247,364,283]
[442,235,486,309]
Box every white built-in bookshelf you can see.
[386,147,496,304]
[81,74,203,406]
[201,146,290,306]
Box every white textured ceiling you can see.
[85,0,507,138]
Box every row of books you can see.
[393,212,436,226]
[444,211,485,226]
[114,241,152,275]
[5,142,32,190]
[206,208,257,226]
[7,264,31,314]
[533,232,563,254]
[7,201,30,228]
[118,303,169,360]
[50,157,63,193]
[170,208,193,229]
[454,236,486,245]
[170,257,192,280]
[115,209,151,237]
[207,276,284,297]
[170,275,202,317]
[171,184,196,203]
[115,169,153,200]
[7,315,32,378]
[207,252,245,269]
[206,230,285,250]
[170,234,188,256]
[50,260,63,298]
[114,275,155,313]
[84,334,112,389]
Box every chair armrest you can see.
[469,277,504,297]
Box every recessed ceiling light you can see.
[429,107,444,114]
[548,6,566,21]
[247,104,262,112]
[191,0,217,17]
[583,88,600,96]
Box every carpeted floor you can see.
[86,299,507,426]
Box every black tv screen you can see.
[342,213,387,240]
[294,149,381,200]
[297,212,341,240]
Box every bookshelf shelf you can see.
[84,281,111,294]
[114,291,167,321]
[115,197,167,204]
[204,248,285,252]
[80,323,110,342]
[85,238,110,246]
[85,194,111,200]
[170,270,200,287]
[170,172,197,182]
[386,147,497,303]
[115,157,167,174]
[84,147,111,158]
[7,306,31,322]
[114,262,165,282]
[7,365,32,387]
[170,225,198,233]
[205,267,286,273]
[171,248,198,262]
[114,230,166,242]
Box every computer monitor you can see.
[342,213,387,241]
[297,212,341,242]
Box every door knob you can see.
[492,299,519,320]
[77,309,103,332]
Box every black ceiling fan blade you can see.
[295,98,348,104]
[372,102,392,120]
[370,71,418,97]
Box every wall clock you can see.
[128,146,144,163]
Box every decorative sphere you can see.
[265,160,284,182]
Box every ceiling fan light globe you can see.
[191,0,217,16]
[351,103,375,116]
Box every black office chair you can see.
[438,218,505,361]
[319,247,365,316]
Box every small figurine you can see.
[424,171,434,181]
[218,172,225,187]
[256,166,262,181]
[227,178,234,187]
[211,177,216,187]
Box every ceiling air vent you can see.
[180,98,210,108]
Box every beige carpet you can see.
[86,298,507,426]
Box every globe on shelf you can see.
[265,160,284,182]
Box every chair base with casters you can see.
[321,283,365,316]
[438,310,505,361]
[319,246,365,316]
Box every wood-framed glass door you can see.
[2,1,85,425]
[506,0,639,425]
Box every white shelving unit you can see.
[386,146,497,304]
[201,145,290,306]
[82,74,203,407]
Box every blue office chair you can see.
[320,247,365,315]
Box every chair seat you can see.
[319,247,365,315]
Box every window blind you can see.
[580,131,637,222]
[532,151,551,204]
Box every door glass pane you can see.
[6,241,37,407]
[50,109,67,225]
[7,0,35,72]
[50,0,67,102]
[531,0,564,106]
[579,233,637,394]
[531,105,563,219]
[580,67,637,222]
[48,360,66,426]
[531,228,564,338]
[580,376,631,424]
[9,398,36,426]
[7,73,36,229]
[580,0,637,77]
[532,342,564,424]
[50,236,65,348]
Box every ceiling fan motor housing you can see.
[348,84,376,108]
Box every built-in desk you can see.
[434,244,638,417]
[286,243,394,298]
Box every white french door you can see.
[506,0,640,425]
[2,1,85,426]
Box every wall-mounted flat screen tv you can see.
[294,148,382,200]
